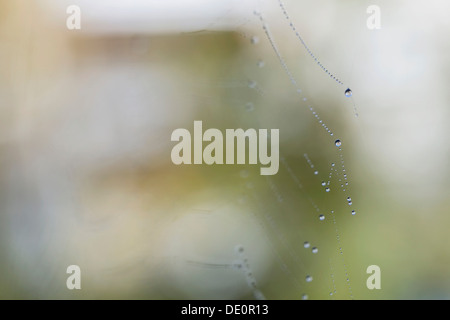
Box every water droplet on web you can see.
[345,88,352,97]
[245,8,359,299]
[258,14,335,137]
[330,211,354,298]
[276,0,345,86]
[351,210,356,215]
[232,260,243,270]
[347,197,353,206]
[304,153,315,170]
[248,279,257,288]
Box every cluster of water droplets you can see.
[303,241,319,254]
[254,11,336,138]
[277,0,344,86]
[277,0,359,117]
[233,245,266,300]
[304,153,318,175]
[228,1,362,300]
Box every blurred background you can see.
[0,0,449,299]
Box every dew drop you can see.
[301,294,309,300]
[345,88,352,97]
[321,181,326,186]
[325,187,330,192]
[319,214,325,221]
[347,197,352,205]
[232,260,243,270]
[305,275,313,282]
[312,247,318,254]
[303,241,310,248]
[351,210,356,215]
[335,140,342,147]
[314,170,319,175]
